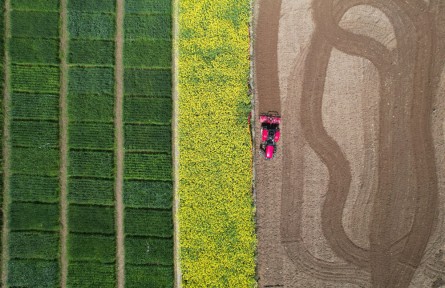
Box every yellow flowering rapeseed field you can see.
[178,0,256,286]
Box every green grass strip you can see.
[178,0,255,286]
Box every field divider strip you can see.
[1,0,12,286]
[172,0,181,286]
[59,0,69,285]
[114,0,125,287]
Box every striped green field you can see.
[1,0,173,287]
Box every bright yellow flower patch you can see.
[178,0,256,286]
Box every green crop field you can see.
[0,0,174,287]
[0,0,260,287]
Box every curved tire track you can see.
[280,0,442,286]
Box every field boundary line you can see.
[58,0,69,285]
[114,0,125,287]
[172,0,181,286]
[1,0,12,286]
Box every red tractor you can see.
[259,112,281,159]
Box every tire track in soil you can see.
[58,0,69,285]
[254,0,283,286]
[1,0,11,285]
[114,0,125,287]
[280,0,443,287]
[255,0,282,114]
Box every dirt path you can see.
[1,0,11,286]
[254,0,282,114]
[58,0,69,285]
[255,0,445,287]
[253,1,284,286]
[114,0,125,287]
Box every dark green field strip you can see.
[10,175,59,202]
[124,98,172,124]
[69,67,113,94]
[68,94,114,122]
[69,150,114,178]
[11,120,59,148]
[0,3,3,286]
[11,0,59,11]
[69,39,114,65]
[68,0,115,13]
[124,68,171,96]
[11,92,59,120]
[67,262,115,288]
[124,153,172,180]
[8,259,59,288]
[9,231,59,260]
[125,0,171,14]
[68,204,115,234]
[124,180,172,209]
[126,265,173,288]
[124,39,171,67]
[68,178,114,206]
[125,124,171,152]
[69,122,114,150]
[10,37,59,64]
[124,14,171,40]
[125,208,173,237]
[68,233,115,263]
[11,10,58,38]
[68,12,115,40]
[10,202,59,232]
[11,148,58,176]
[11,64,59,93]
[125,236,173,265]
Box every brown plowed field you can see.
[254,0,445,287]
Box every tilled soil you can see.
[254,0,445,287]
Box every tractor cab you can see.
[259,112,281,159]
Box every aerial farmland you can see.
[0,0,444,287]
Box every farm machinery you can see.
[259,112,281,159]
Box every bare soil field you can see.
[254,0,445,287]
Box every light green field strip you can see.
[178,0,256,286]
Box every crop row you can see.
[11,64,59,93]
[6,10,61,287]
[11,38,59,64]
[124,68,171,96]
[67,263,174,287]
[8,259,59,288]
[11,0,171,14]
[11,11,58,38]
[68,94,114,122]
[12,92,59,120]
[124,14,171,40]
[11,0,59,11]
[124,97,172,124]
[123,180,172,208]
[124,39,171,67]
[121,1,174,286]
[178,0,256,286]
[125,124,171,152]
[64,7,117,286]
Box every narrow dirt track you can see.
[254,1,284,286]
[254,0,282,114]
[114,0,125,287]
[58,0,69,285]
[255,0,445,287]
